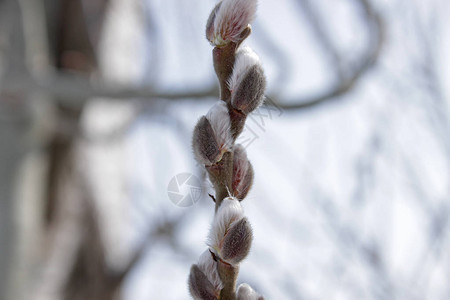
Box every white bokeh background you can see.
[71,0,450,298]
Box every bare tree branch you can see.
[295,0,345,79]
[1,72,219,105]
[0,0,383,114]
[274,0,385,110]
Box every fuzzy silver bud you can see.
[189,265,218,300]
[192,102,232,166]
[192,116,222,166]
[207,0,257,46]
[232,64,266,114]
[237,283,264,300]
[198,250,224,291]
[228,47,266,114]
[221,217,253,265]
[208,197,244,255]
[206,101,233,150]
[207,197,253,266]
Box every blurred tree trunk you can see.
[0,110,29,300]
[0,0,29,299]
[42,1,124,299]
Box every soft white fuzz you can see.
[228,46,260,93]
[198,249,224,291]
[206,101,233,151]
[212,0,257,45]
[208,197,244,255]
[237,283,262,300]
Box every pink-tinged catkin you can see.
[232,144,254,200]
[207,0,258,46]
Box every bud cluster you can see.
[189,0,266,299]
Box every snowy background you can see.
[1,0,450,299]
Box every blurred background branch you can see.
[2,0,384,109]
